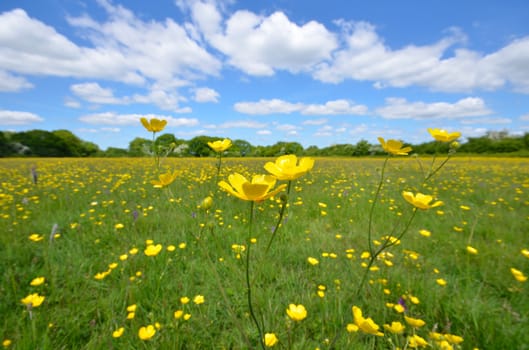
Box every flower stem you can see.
[367,157,389,255]
[266,180,291,253]
[246,201,265,349]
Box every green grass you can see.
[1,156,528,349]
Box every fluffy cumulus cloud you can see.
[192,87,220,102]
[70,82,126,105]
[313,22,529,93]
[79,112,199,127]
[0,2,220,108]
[0,110,44,125]
[234,98,367,115]
[187,1,338,75]
[375,97,492,120]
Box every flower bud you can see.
[200,196,213,210]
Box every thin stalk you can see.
[367,157,389,255]
[266,180,291,253]
[246,201,265,349]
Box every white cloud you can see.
[193,87,219,102]
[71,82,125,104]
[64,97,81,108]
[257,129,271,135]
[275,123,301,132]
[303,118,328,125]
[234,99,303,115]
[188,2,338,75]
[78,112,199,127]
[519,114,529,121]
[234,98,367,115]
[0,5,220,91]
[302,99,368,115]
[460,117,511,125]
[376,97,492,120]
[0,110,43,125]
[0,70,33,92]
[218,120,267,128]
[313,21,529,93]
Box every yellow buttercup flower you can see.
[510,268,527,282]
[264,333,279,347]
[286,303,307,321]
[138,325,156,340]
[21,293,45,308]
[151,171,178,188]
[140,117,167,133]
[384,321,405,334]
[378,137,412,155]
[264,154,314,181]
[112,327,124,338]
[208,138,232,152]
[219,173,287,202]
[30,277,45,286]
[144,244,162,256]
[402,191,443,210]
[466,246,478,255]
[408,334,429,347]
[404,315,426,328]
[352,306,384,336]
[428,128,461,142]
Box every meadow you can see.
[1,155,528,349]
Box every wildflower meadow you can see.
[1,121,528,349]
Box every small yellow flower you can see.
[114,223,124,230]
[208,138,232,152]
[138,325,156,340]
[140,117,167,133]
[307,257,319,265]
[199,196,213,210]
[378,137,412,155]
[127,304,137,312]
[193,295,205,304]
[2,339,12,348]
[219,173,286,202]
[419,229,431,237]
[286,304,307,322]
[264,154,314,181]
[264,333,279,347]
[180,296,190,304]
[346,323,359,333]
[174,310,184,319]
[436,278,447,286]
[28,234,44,242]
[183,313,191,320]
[427,128,461,142]
[144,244,162,256]
[408,334,429,348]
[30,277,45,286]
[393,304,405,313]
[402,191,443,210]
[21,293,45,308]
[404,315,426,328]
[466,246,478,255]
[352,306,384,336]
[112,327,124,338]
[151,171,178,188]
[384,321,405,334]
[510,268,527,282]
[521,249,529,259]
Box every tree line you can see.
[1,129,529,158]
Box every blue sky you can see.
[1,0,529,150]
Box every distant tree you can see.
[353,140,371,156]
[459,137,493,153]
[11,130,73,156]
[128,137,152,157]
[230,139,253,156]
[188,136,216,157]
[104,147,129,157]
[0,132,13,157]
[304,145,320,156]
[80,141,101,156]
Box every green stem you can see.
[367,157,389,255]
[266,180,291,253]
[246,201,265,349]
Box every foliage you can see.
[2,128,529,158]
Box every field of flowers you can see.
[1,151,528,348]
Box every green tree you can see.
[11,130,73,156]
[354,140,371,156]
[230,139,253,156]
[188,136,216,157]
[128,137,152,157]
